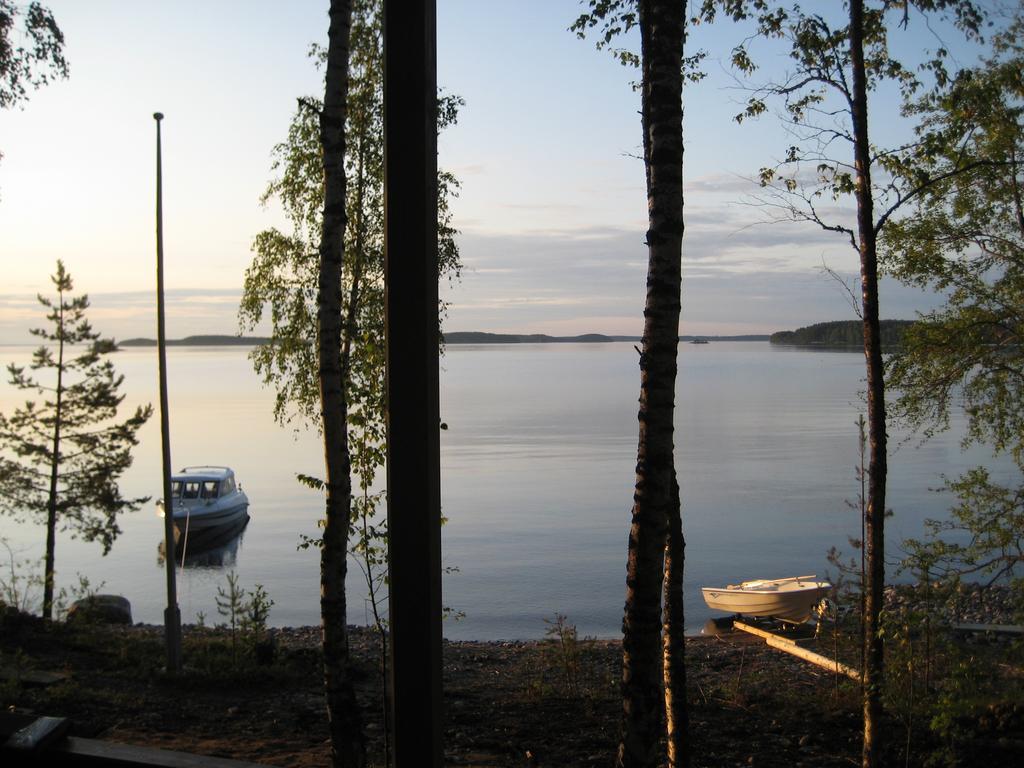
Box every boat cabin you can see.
[169,468,237,502]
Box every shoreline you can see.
[4,582,1020,767]
[119,582,1021,643]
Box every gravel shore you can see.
[4,581,1020,766]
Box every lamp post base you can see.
[164,605,182,674]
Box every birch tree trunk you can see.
[848,2,887,764]
[663,476,688,768]
[318,2,365,767]
[619,2,687,766]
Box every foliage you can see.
[239,1,461,433]
[0,262,152,548]
[807,576,1023,767]
[0,0,66,109]
[903,468,1024,587]
[697,0,986,248]
[58,572,105,620]
[0,540,104,620]
[570,1,707,79]
[242,582,275,665]
[880,596,1022,767]
[0,0,66,179]
[771,319,914,347]
[215,570,246,664]
[0,261,152,618]
[0,538,41,613]
[238,0,462,629]
[884,18,1024,455]
[214,571,274,667]
[881,562,948,764]
[543,613,586,699]
[242,583,274,643]
[827,415,870,677]
[883,16,1024,589]
[526,613,611,703]
[351,488,387,624]
[697,4,989,765]
[239,22,464,761]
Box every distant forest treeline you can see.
[770,320,914,347]
[118,335,271,347]
[118,332,771,348]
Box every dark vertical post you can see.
[154,112,182,674]
[382,2,442,766]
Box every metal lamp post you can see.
[154,112,182,674]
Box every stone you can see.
[66,595,132,625]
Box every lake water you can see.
[0,342,1016,639]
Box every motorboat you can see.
[156,466,250,536]
[701,575,832,624]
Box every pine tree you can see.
[0,261,152,619]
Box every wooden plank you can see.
[6,716,70,751]
[0,667,70,686]
[763,635,862,682]
[733,620,812,646]
[952,623,1024,635]
[734,620,861,682]
[734,620,791,643]
[49,736,272,767]
[0,712,37,738]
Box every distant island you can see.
[118,335,271,347]
[445,332,619,344]
[681,334,769,342]
[118,332,771,347]
[770,320,914,348]
[446,332,769,343]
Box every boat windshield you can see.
[182,482,202,500]
[201,481,219,499]
[170,481,182,498]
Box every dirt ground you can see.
[5,611,1018,767]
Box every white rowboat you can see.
[701,575,832,625]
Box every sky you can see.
[0,0,999,343]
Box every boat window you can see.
[201,481,219,499]
[171,481,182,498]
[182,482,201,499]
[221,477,235,494]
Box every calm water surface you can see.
[0,342,1015,638]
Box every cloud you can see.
[0,226,947,344]
[686,172,761,194]
[455,203,857,284]
[499,202,588,214]
[449,163,486,176]
[455,296,596,310]
[0,288,248,344]
[441,219,945,336]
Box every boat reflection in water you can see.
[157,513,250,569]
